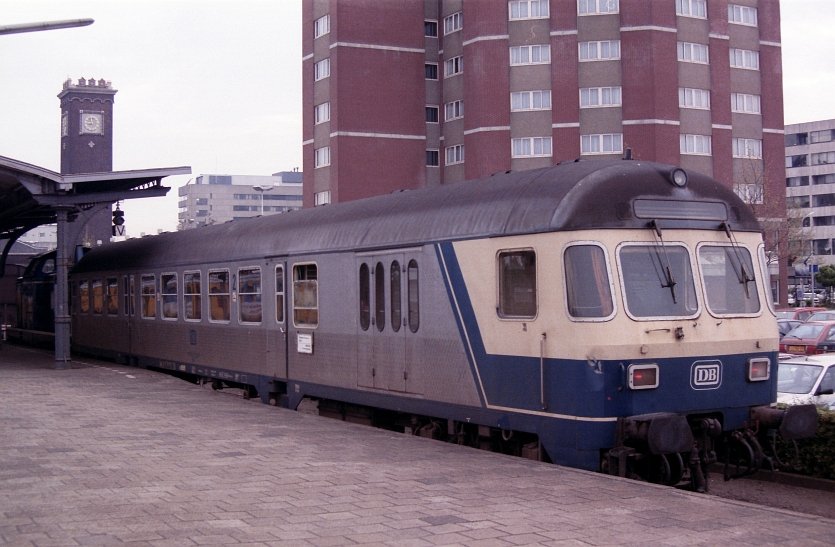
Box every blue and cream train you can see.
[69,159,816,490]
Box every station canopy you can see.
[0,154,190,266]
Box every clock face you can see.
[81,113,102,134]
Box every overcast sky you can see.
[2,0,834,237]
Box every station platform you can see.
[2,344,833,546]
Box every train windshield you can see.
[619,244,698,318]
[697,245,760,315]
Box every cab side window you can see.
[497,250,537,318]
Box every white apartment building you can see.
[177,171,303,229]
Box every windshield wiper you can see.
[721,222,754,299]
[650,220,678,303]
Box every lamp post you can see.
[804,212,815,303]
[252,184,274,216]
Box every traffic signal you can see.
[112,205,125,236]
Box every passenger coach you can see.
[70,159,816,489]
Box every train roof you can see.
[73,159,761,272]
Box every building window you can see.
[314,102,330,124]
[814,174,835,185]
[509,0,549,20]
[679,87,710,109]
[680,134,712,155]
[314,190,331,206]
[512,137,552,158]
[787,196,810,209]
[445,56,463,77]
[677,41,709,64]
[314,146,330,168]
[735,183,764,204]
[733,138,763,159]
[444,100,464,121]
[578,0,619,15]
[676,0,706,18]
[314,58,330,81]
[425,63,438,80]
[424,20,438,37]
[579,40,620,61]
[730,48,759,70]
[184,271,201,321]
[511,90,551,111]
[141,274,156,319]
[786,176,809,187]
[446,144,465,165]
[426,105,439,123]
[510,44,551,65]
[426,149,440,166]
[786,154,808,168]
[730,93,760,114]
[728,4,757,26]
[293,263,318,327]
[238,267,262,324]
[314,14,330,38]
[785,132,808,146]
[810,130,835,144]
[580,86,622,108]
[444,12,462,35]
[581,133,623,154]
[161,273,178,320]
[812,151,835,165]
[498,250,537,318]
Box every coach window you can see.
[564,244,614,320]
[408,259,420,332]
[697,245,760,316]
[184,271,202,321]
[106,277,119,315]
[375,262,385,331]
[123,275,135,316]
[239,267,262,324]
[161,273,178,320]
[391,261,402,332]
[498,250,537,318]
[359,263,370,330]
[619,244,698,318]
[208,269,230,322]
[92,279,104,315]
[140,274,156,319]
[275,266,285,323]
[79,280,90,314]
[293,263,318,327]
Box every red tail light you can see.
[747,358,770,381]
[628,363,659,389]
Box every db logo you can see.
[691,361,722,390]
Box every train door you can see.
[123,274,136,358]
[274,263,289,380]
[357,254,408,391]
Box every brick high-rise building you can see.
[302,0,785,221]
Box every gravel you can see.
[706,472,835,519]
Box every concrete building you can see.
[785,119,835,288]
[177,171,303,229]
[302,0,785,221]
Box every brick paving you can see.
[1,345,833,546]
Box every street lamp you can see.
[252,184,274,216]
[804,212,816,303]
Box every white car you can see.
[777,354,835,410]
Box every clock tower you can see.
[58,77,117,174]
[58,77,118,246]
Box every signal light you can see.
[112,205,125,236]
[628,363,659,390]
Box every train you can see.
[66,159,817,491]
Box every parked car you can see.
[777,354,835,410]
[806,311,835,322]
[778,319,803,338]
[775,307,827,321]
[779,320,835,355]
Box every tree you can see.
[816,265,835,291]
